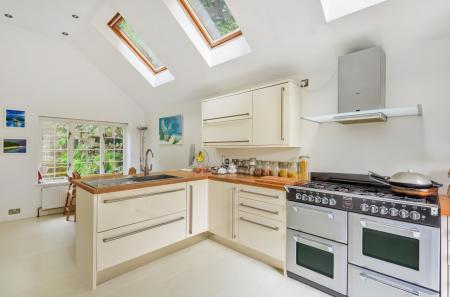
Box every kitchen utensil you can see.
[368,170,442,189]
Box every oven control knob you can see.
[322,197,329,205]
[379,206,389,215]
[301,194,308,201]
[360,203,369,212]
[370,205,379,214]
[389,208,399,217]
[329,198,337,206]
[399,209,409,219]
[410,211,421,221]
[315,196,322,204]
[308,195,315,202]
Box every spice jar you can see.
[299,156,310,181]
[249,158,256,176]
[278,162,288,178]
[269,161,279,177]
[288,162,299,179]
[254,160,263,177]
[262,161,271,176]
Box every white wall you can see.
[146,99,220,171]
[150,36,450,193]
[0,23,145,222]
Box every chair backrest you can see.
[128,167,137,175]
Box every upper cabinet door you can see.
[202,91,252,123]
[252,83,288,145]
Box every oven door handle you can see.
[292,235,334,253]
[292,205,334,219]
[359,272,420,296]
[360,219,421,239]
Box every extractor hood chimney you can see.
[302,47,422,124]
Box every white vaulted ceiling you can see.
[1,0,450,111]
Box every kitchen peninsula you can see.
[74,171,295,289]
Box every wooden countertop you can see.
[440,195,450,216]
[72,170,303,194]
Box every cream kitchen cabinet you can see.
[187,180,208,237]
[253,82,301,146]
[202,80,301,148]
[208,180,238,240]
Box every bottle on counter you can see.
[299,156,310,181]
[278,162,288,178]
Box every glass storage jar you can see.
[288,162,299,179]
[278,162,288,178]
[269,161,279,177]
[299,156,310,181]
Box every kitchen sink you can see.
[82,174,180,188]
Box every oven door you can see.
[287,229,347,295]
[348,213,440,291]
[348,264,439,297]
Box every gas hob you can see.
[286,172,440,227]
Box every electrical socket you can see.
[8,208,20,215]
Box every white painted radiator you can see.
[41,185,68,210]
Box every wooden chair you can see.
[65,172,81,222]
[128,167,137,175]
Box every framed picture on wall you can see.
[159,115,183,145]
[3,139,27,153]
[5,109,26,128]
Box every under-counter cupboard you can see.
[76,177,287,289]
[202,80,302,147]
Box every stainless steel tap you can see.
[144,148,154,176]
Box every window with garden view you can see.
[179,0,242,48]
[39,119,126,182]
[108,12,167,74]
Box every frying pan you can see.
[369,171,443,198]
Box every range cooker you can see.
[286,172,441,297]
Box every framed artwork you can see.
[3,139,27,153]
[159,115,183,145]
[5,109,26,128]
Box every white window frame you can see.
[39,117,128,182]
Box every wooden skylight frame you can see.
[179,0,243,48]
[108,13,167,75]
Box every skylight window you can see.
[108,13,167,74]
[179,0,242,48]
[320,0,388,22]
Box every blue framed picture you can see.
[159,115,183,145]
[5,109,26,128]
[3,139,27,153]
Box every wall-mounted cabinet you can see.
[202,80,302,148]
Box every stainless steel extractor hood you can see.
[303,47,422,124]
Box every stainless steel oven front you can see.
[287,229,348,296]
[348,213,440,292]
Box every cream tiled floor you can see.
[0,215,328,297]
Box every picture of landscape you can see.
[5,109,26,128]
[159,115,183,145]
[3,139,27,153]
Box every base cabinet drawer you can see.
[97,184,186,232]
[238,211,285,261]
[238,185,285,206]
[348,264,439,297]
[97,212,186,271]
[239,197,285,221]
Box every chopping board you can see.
[254,176,301,187]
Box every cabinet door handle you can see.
[240,189,279,199]
[281,87,285,142]
[189,185,193,235]
[239,203,279,215]
[103,188,185,204]
[240,217,279,231]
[203,140,250,144]
[203,113,250,122]
[102,217,185,243]
[232,187,236,239]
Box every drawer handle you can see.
[240,190,279,199]
[239,203,279,215]
[102,216,185,243]
[359,273,420,296]
[240,217,279,231]
[203,113,250,122]
[103,188,185,204]
[203,140,250,144]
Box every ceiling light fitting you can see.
[4,13,13,18]
[72,14,79,19]
[62,32,69,36]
